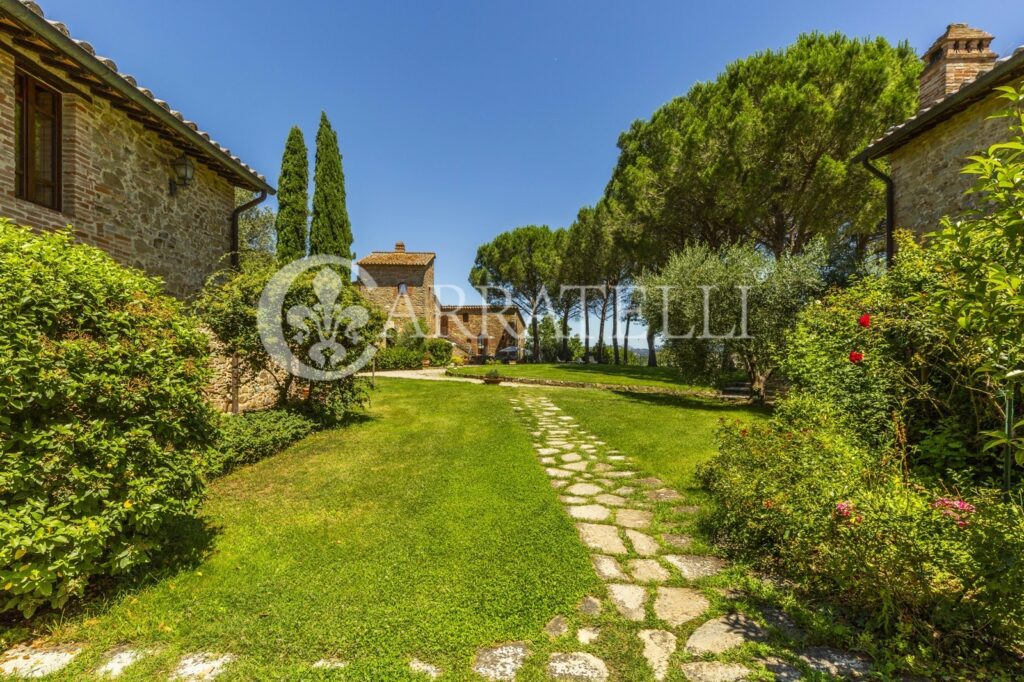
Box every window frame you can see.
[15,70,62,211]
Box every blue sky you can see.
[44,1,1024,310]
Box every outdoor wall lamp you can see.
[169,154,195,196]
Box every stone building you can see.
[356,241,525,360]
[0,0,273,297]
[856,24,1024,250]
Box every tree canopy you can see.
[310,113,353,265]
[274,126,309,263]
[605,32,920,268]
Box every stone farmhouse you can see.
[856,24,1024,257]
[356,241,526,361]
[0,0,273,297]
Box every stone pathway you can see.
[0,391,873,681]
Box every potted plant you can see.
[421,354,431,369]
[482,369,503,385]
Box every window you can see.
[462,313,469,323]
[15,72,61,210]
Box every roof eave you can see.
[855,47,1024,163]
[1,0,275,194]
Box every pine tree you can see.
[274,126,309,263]
[309,112,353,266]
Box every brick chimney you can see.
[394,241,405,252]
[919,24,997,110]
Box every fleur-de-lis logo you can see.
[258,256,382,381]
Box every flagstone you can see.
[591,463,613,473]
[560,495,589,504]
[577,627,601,645]
[662,555,728,580]
[472,643,530,681]
[613,486,636,496]
[171,653,236,680]
[662,533,693,549]
[566,483,603,496]
[616,509,653,529]
[537,447,561,455]
[312,659,349,669]
[577,523,627,554]
[591,555,629,581]
[799,646,871,679]
[547,652,608,681]
[96,647,149,678]
[561,453,583,462]
[760,657,803,681]
[409,658,442,678]
[625,529,659,556]
[578,596,602,615]
[638,630,677,681]
[637,477,664,486]
[547,468,574,479]
[594,493,626,507]
[568,505,612,522]
[0,645,81,679]
[562,461,589,472]
[607,455,626,461]
[653,587,710,626]
[685,614,767,655]
[648,488,683,501]
[542,457,557,464]
[607,583,647,620]
[628,559,671,583]
[606,471,636,479]
[679,662,751,682]
[551,480,568,489]
[545,615,570,639]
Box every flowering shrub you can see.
[701,396,1024,668]
[0,220,218,617]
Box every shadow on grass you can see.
[610,389,773,415]
[0,513,221,638]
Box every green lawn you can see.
[13,379,599,680]
[545,390,767,493]
[449,363,719,393]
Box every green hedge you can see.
[213,409,317,475]
[374,346,422,370]
[0,220,218,617]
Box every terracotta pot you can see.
[482,376,502,385]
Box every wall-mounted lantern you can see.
[169,154,195,196]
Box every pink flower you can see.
[858,314,871,328]
[835,501,854,518]
[849,351,864,364]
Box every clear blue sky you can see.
[44,0,1024,307]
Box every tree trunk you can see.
[596,293,609,364]
[583,301,591,361]
[623,316,631,364]
[531,314,540,364]
[611,292,620,365]
[560,308,571,361]
[646,327,658,367]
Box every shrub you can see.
[374,346,422,370]
[0,220,218,617]
[425,338,453,366]
[700,397,1024,669]
[213,409,316,474]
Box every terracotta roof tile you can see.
[5,0,272,191]
[357,251,435,266]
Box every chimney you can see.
[918,24,997,110]
[394,241,405,252]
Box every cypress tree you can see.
[309,112,353,265]
[274,126,309,263]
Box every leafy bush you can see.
[425,338,453,366]
[213,409,316,474]
[0,220,218,617]
[700,398,1024,669]
[374,346,423,370]
[196,260,385,419]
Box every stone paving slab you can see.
[616,509,653,529]
[577,523,628,554]
[409,658,441,678]
[547,652,608,681]
[685,614,766,655]
[568,504,612,521]
[628,558,671,583]
[0,645,81,678]
[624,529,659,556]
[679,661,752,682]
[607,583,647,621]
[799,646,871,679]
[663,554,728,580]
[472,643,530,680]
[591,555,629,581]
[653,587,710,626]
[638,630,677,682]
[171,653,236,680]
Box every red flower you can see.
[858,314,871,328]
[849,351,864,364]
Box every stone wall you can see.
[0,37,236,298]
[891,90,1015,234]
[441,309,525,357]
[357,261,437,333]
